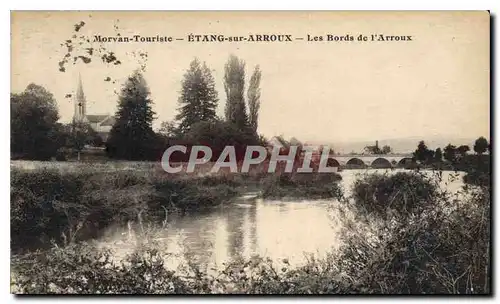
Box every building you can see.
[72,75,116,142]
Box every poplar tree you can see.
[224,55,249,130]
[247,65,262,133]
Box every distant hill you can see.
[304,136,487,154]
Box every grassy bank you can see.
[11,165,344,252]
[11,168,239,252]
[260,172,343,200]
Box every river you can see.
[95,169,466,272]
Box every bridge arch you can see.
[326,158,340,167]
[346,157,366,169]
[397,157,414,167]
[371,157,392,168]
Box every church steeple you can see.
[74,73,87,122]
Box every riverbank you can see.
[10,167,236,252]
[11,165,344,252]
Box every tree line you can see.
[11,55,265,161]
[412,137,490,165]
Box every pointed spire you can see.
[76,73,85,100]
[73,73,87,123]
[76,73,86,117]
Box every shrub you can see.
[462,154,491,187]
[11,242,346,294]
[335,185,490,294]
[11,168,240,252]
[11,243,191,294]
[261,172,343,200]
[351,172,437,219]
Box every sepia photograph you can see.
[9,11,491,295]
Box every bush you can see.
[261,172,343,200]
[12,243,191,294]
[11,241,346,294]
[11,168,240,252]
[335,185,490,294]
[463,170,490,187]
[462,154,490,187]
[351,172,437,219]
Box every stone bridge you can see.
[327,154,414,168]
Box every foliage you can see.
[336,175,490,294]
[261,172,343,200]
[11,242,344,294]
[473,137,489,155]
[175,58,219,135]
[224,55,249,130]
[413,141,434,164]
[12,244,190,294]
[461,154,491,187]
[443,144,457,163]
[351,172,438,220]
[11,84,63,160]
[381,145,391,154]
[106,71,158,160]
[434,147,443,162]
[10,168,239,252]
[64,121,101,152]
[158,120,180,138]
[247,65,262,133]
[257,134,269,147]
[457,145,470,157]
[183,120,260,161]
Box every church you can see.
[72,76,116,142]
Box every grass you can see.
[260,172,343,200]
[10,167,240,252]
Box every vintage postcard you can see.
[10,11,490,295]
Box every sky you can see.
[11,11,490,143]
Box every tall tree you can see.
[434,147,443,162]
[106,71,157,160]
[474,136,489,155]
[11,84,62,160]
[224,55,249,130]
[176,58,218,134]
[443,144,457,163]
[413,141,434,164]
[247,65,262,133]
